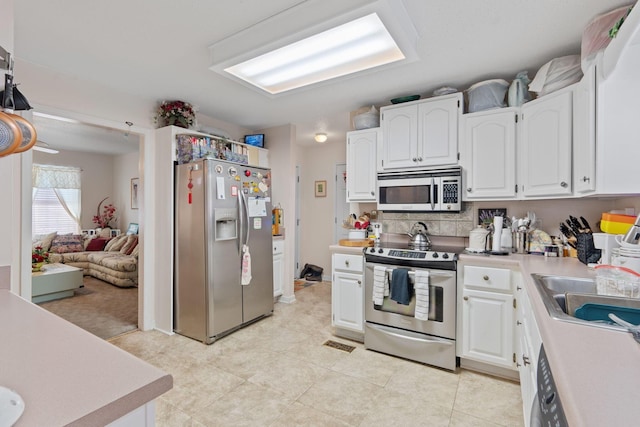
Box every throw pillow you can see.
[105,234,128,252]
[50,234,84,254]
[120,235,138,255]
[32,231,57,252]
[86,238,108,251]
[130,244,140,258]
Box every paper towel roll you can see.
[492,216,503,252]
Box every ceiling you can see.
[13,0,632,152]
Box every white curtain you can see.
[32,164,82,230]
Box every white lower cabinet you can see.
[458,264,516,370]
[331,252,364,339]
[272,240,284,298]
[514,273,542,427]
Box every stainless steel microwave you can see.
[377,167,462,212]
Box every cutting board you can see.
[339,239,373,247]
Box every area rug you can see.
[37,276,138,340]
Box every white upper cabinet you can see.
[573,65,597,194]
[346,128,379,202]
[461,109,518,200]
[380,93,461,170]
[518,89,573,197]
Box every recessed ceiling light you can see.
[223,13,405,95]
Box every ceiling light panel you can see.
[224,13,405,94]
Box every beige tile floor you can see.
[110,282,524,426]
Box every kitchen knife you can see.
[569,215,584,233]
[559,223,574,238]
[579,216,592,233]
[566,219,580,236]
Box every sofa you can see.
[34,232,139,288]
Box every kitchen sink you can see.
[531,273,640,332]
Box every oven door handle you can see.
[369,324,454,345]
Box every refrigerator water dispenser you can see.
[215,208,237,240]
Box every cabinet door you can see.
[573,66,597,194]
[417,94,461,166]
[380,104,418,170]
[460,288,514,368]
[346,129,378,201]
[519,90,573,197]
[462,110,517,199]
[332,271,364,332]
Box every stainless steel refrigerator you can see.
[174,158,274,344]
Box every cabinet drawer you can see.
[273,240,284,255]
[463,265,511,292]
[333,253,363,273]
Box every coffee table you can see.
[32,263,83,303]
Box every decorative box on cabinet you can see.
[461,108,518,200]
[379,93,461,171]
[331,251,365,341]
[273,239,284,298]
[458,264,517,373]
[346,128,378,202]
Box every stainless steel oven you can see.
[377,166,462,212]
[363,245,459,371]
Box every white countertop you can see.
[0,290,172,426]
[459,253,640,426]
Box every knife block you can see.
[577,233,601,265]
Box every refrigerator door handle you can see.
[240,191,250,246]
[237,190,244,254]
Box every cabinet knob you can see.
[516,286,522,291]
[412,157,417,162]
[345,260,350,267]
[357,280,361,286]
[560,181,568,188]
[516,320,522,325]
[371,191,374,196]
[483,275,489,281]
[582,176,590,182]
[466,187,472,192]
[516,362,522,368]
[463,296,469,301]
[523,355,531,366]
[417,157,423,162]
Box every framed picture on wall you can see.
[478,208,507,226]
[131,178,139,209]
[126,223,139,235]
[315,180,327,197]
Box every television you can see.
[244,134,264,148]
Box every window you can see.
[32,164,82,236]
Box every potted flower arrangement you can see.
[32,246,49,271]
[93,197,117,229]
[154,100,196,129]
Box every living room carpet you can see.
[37,276,138,340]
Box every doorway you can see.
[23,110,150,335]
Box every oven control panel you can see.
[366,247,456,261]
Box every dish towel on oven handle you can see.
[414,270,430,320]
[390,268,411,305]
[372,266,387,305]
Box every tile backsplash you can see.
[379,203,474,237]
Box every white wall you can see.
[0,0,21,292]
[114,150,141,230]
[298,139,346,280]
[261,124,298,302]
